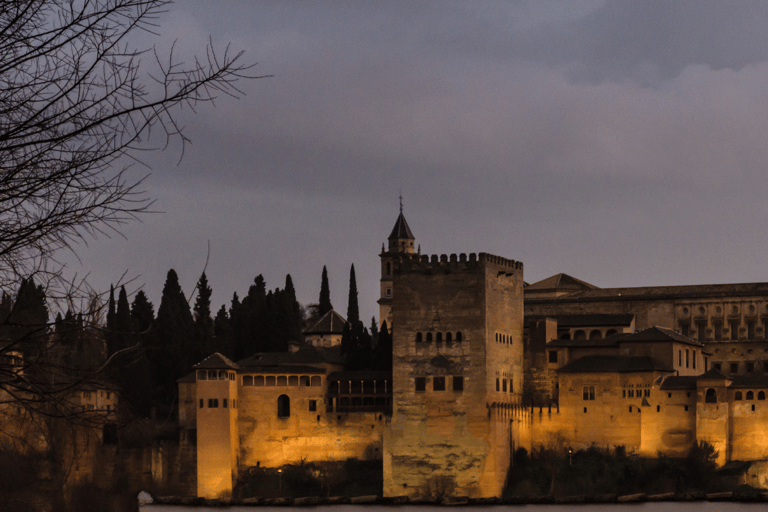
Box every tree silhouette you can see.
[319,266,333,316]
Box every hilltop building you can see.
[184,210,768,499]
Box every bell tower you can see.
[378,197,415,328]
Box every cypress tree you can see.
[214,305,231,356]
[347,264,360,328]
[319,266,333,316]
[154,269,195,405]
[131,290,155,332]
[375,320,392,371]
[193,272,214,355]
[106,284,116,331]
[282,274,303,343]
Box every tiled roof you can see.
[698,368,727,380]
[388,212,414,240]
[525,273,599,292]
[237,344,345,369]
[527,281,768,302]
[304,310,347,335]
[727,375,768,388]
[536,314,635,327]
[557,355,673,374]
[177,372,196,383]
[659,376,698,390]
[546,337,621,348]
[193,352,240,370]
[328,370,392,381]
[241,365,326,375]
[617,326,704,347]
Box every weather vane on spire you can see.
[399,191,403,214]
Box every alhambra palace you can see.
[184,210,768,499]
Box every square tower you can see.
[383,252,524,499]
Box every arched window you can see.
[735,391,743,400]
[574,330,586,340]
[589,330,602,340]
[559,332,571,340]
[436,332,443,342]
[277,395,290,418]
[416,332,423,342]
[606,329,618,337]
[243,376,253,386]
[759,391,766,401]
[426,332,433,342]
[445,332,452,342]
[705,388,717,403]
[747,391,754,400]
[456,331,463,341]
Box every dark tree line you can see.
[0,262,391,418]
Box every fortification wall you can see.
[728,396,768,461]
[639,388,696,458]
[237,382,385,468]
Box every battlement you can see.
[393,252,523,274]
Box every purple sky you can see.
[62,1,768,324]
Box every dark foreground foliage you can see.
[234,458,383,499]
[504,442,735,498]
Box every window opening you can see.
[277,395,290,418]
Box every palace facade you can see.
[183,211,768,499]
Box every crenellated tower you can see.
[383,252,525,499]
[378,201,415,328]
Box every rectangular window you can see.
[705,357,709,371]
[309,400,317,412]
[223,399,228,408]
[714,323,722,341]
[693,350,696,369]
[622,390,626,398]
[433,376,446,391]
[697,322,706,342]
[679,350,682,366]
[681,323,690,337]
[415,377,426,392]
[548,350,558,363]
[714,362,722,372]
[582,386,595,401]
[496,378,500,392]
[502,379,507,392]
[657,405,660,412]
[684,405,689,411]
[731,362,739,374]
[208,399,218,408]
[748,321,756,339]
[199,399,204,409]
[747,362,755,373]
[453,376,464,392]
[731,321,740,340]
[686,349,689,368]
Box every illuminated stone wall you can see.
[384,253,523,499]
[237,374,385,468]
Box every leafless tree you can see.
[0,0,264,429]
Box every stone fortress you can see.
[182,210,768,499]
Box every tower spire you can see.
[399,191,403,214]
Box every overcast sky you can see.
[64,0,768,325]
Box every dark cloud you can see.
[58,1,768,325]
